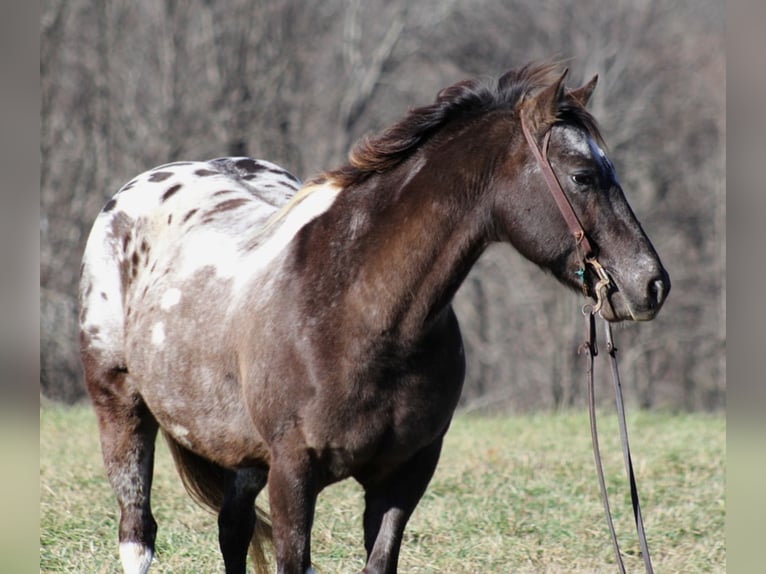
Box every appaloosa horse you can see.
[79,63,669,574]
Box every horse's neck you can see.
[312,163,491,341]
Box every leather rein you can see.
[521,118,655,574]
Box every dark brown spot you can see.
[100,291,108,300]
[131,252,140,267]
[162,184,182,201]
[122,235,131,253]
[207,198,249,216]
[149,171,174,182]
[119,256,131,287]
[183,209,198,223]
[103,199,117,212]
[213,189,236,196]
[167,214,173,225]
[223,372,239,388]
[235,158,264,173]
[140,240,149,253]
[195,169,218,177]
[118,179,138,193]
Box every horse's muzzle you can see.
[598,266,670,322]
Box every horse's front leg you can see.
[358,436,444,574]
[268,438,320,574]
[218,467,269,574]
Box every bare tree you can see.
[41,0,724,412]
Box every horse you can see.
[78,63,669,574]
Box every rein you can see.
[521,117,654,573]
[581,313,654,574]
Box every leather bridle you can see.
[520,118,612,312]
[521,116,655,574]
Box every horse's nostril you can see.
[648,277,669,308]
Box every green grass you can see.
[40,404,724,573]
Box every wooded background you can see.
[40,0,725,411]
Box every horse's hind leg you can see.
[86,366,159,574]
[358,437,444,574]
[218,467,268,574]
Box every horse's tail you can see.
[162,431,272,574]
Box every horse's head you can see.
[494,68,669,322]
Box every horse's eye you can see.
[571,173,596,187]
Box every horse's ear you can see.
[520,68,568,137]
[568,74,598,107]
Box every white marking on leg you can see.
[151,322,165,346]
[160,287,181,310]
[119,541,153,574]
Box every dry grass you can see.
[40,404,724,573]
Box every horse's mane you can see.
[259,63,603,233]
[313,62,603,189]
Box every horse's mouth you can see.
[595,288,663,322]
[579,261,668,323]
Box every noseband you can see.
[520,118,611,313]
[521,117,655,574]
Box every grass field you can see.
[40,404,724,573]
